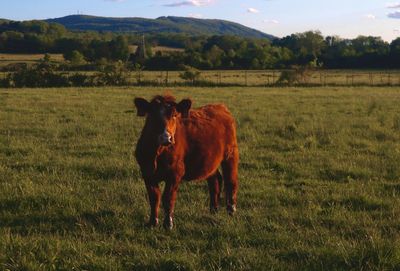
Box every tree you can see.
[205,45,225,68]
[110,35,130,61]
[68,50,86,66]
[389,38,400,68]
[296,31,325,64]
[274,31,325,66]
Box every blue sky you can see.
[2,0,400,41]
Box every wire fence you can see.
[2,69,400,88]
[127,70,400,87]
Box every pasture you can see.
[2,53,400,87]
[137,70,400,87]
[0,86,400,270]
[0,54,64,66]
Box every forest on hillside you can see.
[1,20,400,70]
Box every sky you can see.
[2,0,400,41]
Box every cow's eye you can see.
[165,104,175,116]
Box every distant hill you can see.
[45,15,275,40]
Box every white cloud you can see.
[263,19,279,24]
[364,14,376,20]
[386,2,400,8]
[388,11,400,18]
[247,8,260,14]
[164,0,212,7]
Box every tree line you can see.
[1,20,400,70]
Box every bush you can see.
[67,50,86,66]
[0,63,28,72]
[276,65,313,86]
[96,61,129,86]
[0,76,11,87]
[8,59,70,87]
[179,65,201,85]
[68,73,95,87]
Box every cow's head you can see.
[134,95,192,146]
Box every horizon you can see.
[2,0,400,42]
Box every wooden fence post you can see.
[320,72,323,85]
[272,71,276,85]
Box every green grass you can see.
[0,86,400,270]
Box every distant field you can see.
[2,53,400,86]
[0,86,399,270]
[0,53,64,66]
[49,70,400,86]
[134,70,400,86]
[130,45,184,53]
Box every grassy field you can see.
[134,70,400,86]
[0,54,64,66]
[2,53,400,87]
[0,86,400,270]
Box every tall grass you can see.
[0,87,399,270]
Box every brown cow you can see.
[134,94,239,229]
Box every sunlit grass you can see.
[0,86,399,270]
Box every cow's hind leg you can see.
[207,170,223,213]
[221,148,239,216]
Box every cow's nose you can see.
[159,131,173,146]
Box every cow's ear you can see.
[177,99,192,118]
[134,97,150,117]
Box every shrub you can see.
[68,73,94,87]
[64,50,86,65]
[96,61,129,86]
[276,65,313,85]
[0,76,11,87]
[179,65,201,85]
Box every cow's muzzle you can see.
[158,130,174,146]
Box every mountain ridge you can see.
[44,15,275,39]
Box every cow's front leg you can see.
[162,179,181,230]
[145,181,161,227]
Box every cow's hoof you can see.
[146,218,159,228]
[210,207,219,214]
[227,205,236,216]
[163,217,174,230]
